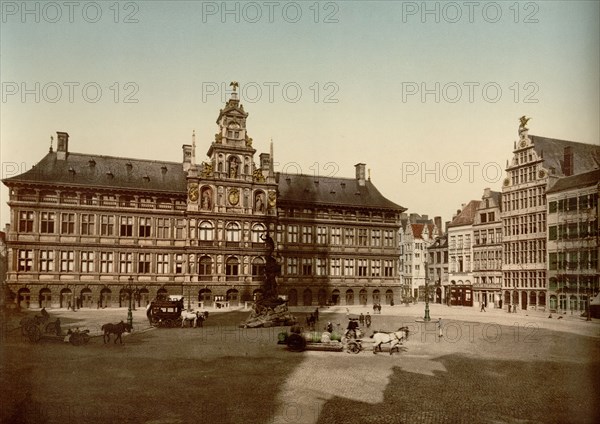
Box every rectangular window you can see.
[175,254,184,274]
[139,217,152,238]
[40,212,56,233]
[371,260,381,277]
[316,258,326,276]
[548,226,557,240]
[119,252,133,273]
[384,230,394,247]
[357,259,368,276]
[100,252,114,273]
[19,211,34,233]
[61,213,75,234]
[39,250,54,272]
[18,249,33,271]
[80,214,95,236]
[80,251,94,272]
[287,257,298,275]
[301,258,312,275]
[548,201,557,213]
[138,253,151,273]
[371,230,381,247]
[358,229,368,246]
[344,259,354,276]
[316,226,328,244]
[567,197,577,211]
[60,251,74,272]
[120,216,133,237]
[287,225,299,243]
[157,218,171,239]
[157,253,169,274]
[330,227,341,245]
[344,228,355,245]
[384,260,394,277]
[100,215,115,236]
[175,219,185,239]
[330,258,341,276]
[302,226,313,244]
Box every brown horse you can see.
[101,321,132,344]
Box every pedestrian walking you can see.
[359,313,365,325]
[480,302,486,312]
[314,307,319,321]
[365,312,371,328]
[513,304,517,313]
[437,318,443,338]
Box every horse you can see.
[101,321,132,344]
[371,327,410,355]
[181,310,199,328]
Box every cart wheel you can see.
[347,341,361,354]
[82,333,90,344]
[45,322,57,334]
[164,320,173,328]
[70,333,82,346]
[27,325,41,343]
[287,333,307,352]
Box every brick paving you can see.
[1,304,599,424]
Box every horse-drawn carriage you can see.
[278,324,409,355]
[20,308,90,346]
[146,297,207,328]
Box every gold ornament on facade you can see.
[538,169,546,178]
[228,188,240,206]
[201,162,213,178]
[215,133,223,144]
[503,178,510,187]
[245,134,253,147]
[268,190,277,207]
[519,115,531,131]
[253,168,265,183]
[188,183,199,201]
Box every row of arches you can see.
[286,288,395,307]
[502,290,547,310]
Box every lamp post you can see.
[127,276,134,328]
[423,261,431,322]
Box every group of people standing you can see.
[373,303,382,314]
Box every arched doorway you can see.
[504,291,511,309]
[199,289,213,307]
[227,289,239,307]
[157,288,168,301]
[331,289,340,305]
[538,291,546,308]
[138,288,149,307]
[288,289,298,306]
[372,290,381,305]
[549,295,558,311]
[435,287,442,304]
[346,289,354,306]
[569,295,577,312]
[385,289,394,306]
[303,288,312,306]
[80,288,93,308]
[60,288,73,309]
[100,288,112,308]
[512,291,519,308]
[359,289,367,306]
[520,291,527,310]
[317,288,327,306]
[529,291,537,308]
[119,288,129,307]
[39,288,52,308]
[18,288,31,309]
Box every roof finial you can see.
[49,135,54,152]
[519,115,531,133]
[229,81,239,101]
[270,138,274,175]
[191,130,196,166]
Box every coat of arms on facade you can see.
[188,183,199,202]
[201,162,213,178]
[268,190,277,208]
[228,188,239,206]
[252,168,265,183]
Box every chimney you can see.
[56,131,69,160]
[182,144,192,172]
[434,216,442,233]
[445,221,450,233]
[355,163,366,186]
[563,146,573,176]
[484,187,491,197]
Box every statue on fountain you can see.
[241,232,297,328]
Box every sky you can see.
[1,0,599,226]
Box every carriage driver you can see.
[346,318,359,338]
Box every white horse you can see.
[371,327,410,355]
[181,310,199,328]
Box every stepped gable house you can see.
[3,88,405,310]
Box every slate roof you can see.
[2,151,187,194]
[529,135,600,176]
[276,173,405,211]
[546,169,600,194]
[447,200,481,228]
